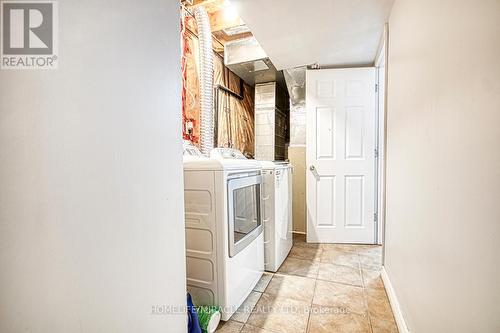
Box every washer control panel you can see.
[210,148,246,160]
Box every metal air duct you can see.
[224,36,284,86]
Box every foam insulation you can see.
[182,13,201,143]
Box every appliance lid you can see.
[210,147,247,160]
[259,160,291,170]
[184,147,262,171]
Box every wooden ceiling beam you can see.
[212,31,253,44]
[188,0,223,10]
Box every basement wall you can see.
[182,13,255,157]
[384,0,500,332]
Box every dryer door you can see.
[228,174,263,257]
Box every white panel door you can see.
[306,68,376,243]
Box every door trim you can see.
[375,24,389,247]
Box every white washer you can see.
[260,161,293,272]
[183,143,264,320]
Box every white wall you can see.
[0,1,187,332]
[385,0,500,332]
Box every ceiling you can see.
[230,0,395,70]
[184,0,253,54]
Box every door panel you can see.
[316,107,336,159]
[345,106,364,159]
[344,175,364,227]
[316,176,335,226]
[306,68,376,243]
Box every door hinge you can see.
[374,212,378,222]
[375,83,379,93]
[374,147,379,158]
[309,63,321,70]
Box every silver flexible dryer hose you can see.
[193,7,214,156]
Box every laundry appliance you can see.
[260,161,293,272]
[183,143,264,320]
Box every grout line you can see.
[276,271,318,280]
[261,272,274,294]
[305,270,319,333]
[314,276,363,288]
[358,251,376,333]
[273,270,315,278]
[363,285,375,333]
[243,323,282,333]
[231,290,263,324]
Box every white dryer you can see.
[183,143,264,320]
[260,161,293,272]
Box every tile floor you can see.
[216,234,398,333]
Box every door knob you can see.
[309,165,315,171]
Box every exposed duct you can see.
[284,66,305,105]
[194,6,214,156]
[284,66,306,146]
[224,36,284,87]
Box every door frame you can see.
[375,24,388,246]
[303,25,388,245]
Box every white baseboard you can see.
[381,266,410,333]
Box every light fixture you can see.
[223,1,239,21]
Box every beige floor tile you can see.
[241,324,279,333]
[289,244,323,261]
[277,257,319,278]
[361,263,382,271]
[362,269,385,290]
[371,316,399,333]
[307,306,371,333]
[294,239,321,248]
[247,293,310,333]
[265,273,316,303]
[231,291,263,323]
[216,320,244,333]
[358,253,382,271]
[366,288,394,322]
[364,286,387,299]
[358,252,382,263]
[293,233,307,243]
[320,248,360,268]
[254,272,274,293]
[312,280,367,315]
[321,243,359,253]
[318,262,363,286]
[356,245,382,257]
